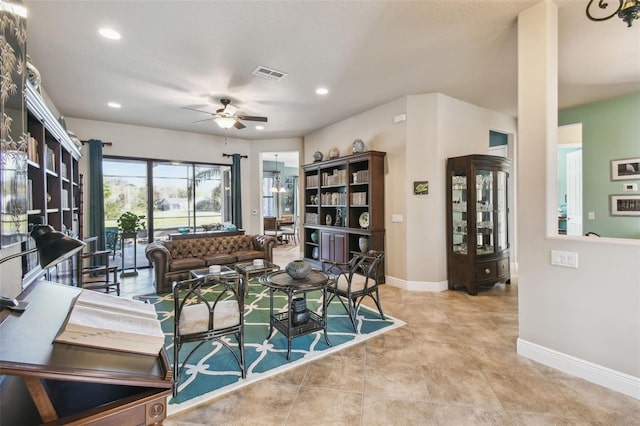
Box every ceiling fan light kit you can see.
[214,116,237,129]
[586,0,640,27]
[184,98,268,131]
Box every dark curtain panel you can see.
[88,139,106,252]
[231,154,242,229]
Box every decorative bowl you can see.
[201,224,215,232]
[285,260,312,280]
[178,228,189,235]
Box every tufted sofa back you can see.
[163,235,255,259]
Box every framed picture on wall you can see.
[610,194,640,216]
[611,157,640,181]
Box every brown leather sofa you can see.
[145,234,277,293]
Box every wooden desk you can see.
[167,229,245,240]
[0,281,172,425]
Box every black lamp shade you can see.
[30,225,86,269]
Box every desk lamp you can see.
[0,225,86,311]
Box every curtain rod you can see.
[80,140,113,146]
[222,153,248,159]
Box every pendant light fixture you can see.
[586,0,639,27]
[270,154,287,193]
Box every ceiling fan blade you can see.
[234,121,246,129]
[237,115,268,122]
[192,118,212,124]
[183,106,213,115]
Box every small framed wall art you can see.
[611,157,640,181]
[610,194,640,216]
[413,181,429,195]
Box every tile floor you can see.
[119,245,640,425]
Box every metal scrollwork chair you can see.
[322,250,385,331]
[104,227,119,259]
[172,274,245,397]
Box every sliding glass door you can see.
[151,162,231,240]
[102,159,148,270]
[103,157,232,268]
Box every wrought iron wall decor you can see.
[586,0,640,27]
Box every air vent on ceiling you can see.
[251,65,288,81]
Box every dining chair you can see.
[263,216,280,242]
[172,274,245,397]
[322,250,385,331]
[279,216,298,245]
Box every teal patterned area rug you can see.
[142,279,404,415]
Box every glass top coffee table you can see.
[190,265,237,280]
[234,260,280,295]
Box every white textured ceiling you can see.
[22,0,640,141]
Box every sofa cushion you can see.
[235,250,265,261]
[169,257,206,272]
[204,253,237,265]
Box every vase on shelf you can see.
[325,214,332,226]
[286,260,312,280]
[358,236,369,253]
[310,231,318,243]
[312,247,319,260]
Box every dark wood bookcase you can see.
[23,82,82,284]
[302,151,385,278]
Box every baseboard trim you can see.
[385,275,447,292]
[517,338,640,400]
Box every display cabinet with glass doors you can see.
[446,155,511,295]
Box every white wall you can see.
[517,1,640,398]
[304,93,516,288]
[65,117,301,235]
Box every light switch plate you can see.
[391,214,404,223]
[551,250,579,268]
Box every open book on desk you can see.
[55,290,165,356]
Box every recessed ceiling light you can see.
[107,102,121,109]
[315,87,329,95]
[99,28,121,40]
[255,125,265,130]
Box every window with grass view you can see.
[103,158,232,243]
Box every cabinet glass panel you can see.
[496,170,507,251]
[451,170,467,255]
[476,169,494,255]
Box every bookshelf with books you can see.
[24,82,82,282]
[302,151,385,279]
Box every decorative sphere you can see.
[310,231,318,243]
[285,260,312,280]
[313,151,323,162]
[329,147,340,159]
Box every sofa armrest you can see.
[253,235,277,263]
[145,241,172,292]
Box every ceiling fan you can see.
[183,98,267,130]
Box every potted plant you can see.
[117,211,146,237]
